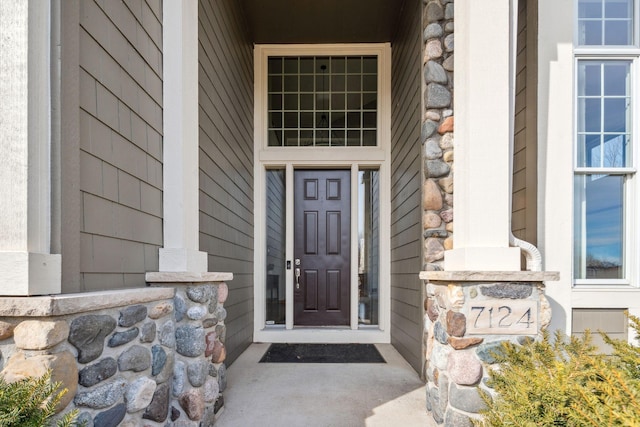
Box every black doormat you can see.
[259,343,385,363]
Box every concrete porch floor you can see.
[215,343,436,427]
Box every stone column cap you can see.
[0,288,176,317]
[145,272,233,283]
[419,270,559,282]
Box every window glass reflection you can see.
[265,170,286,325]
[578,0,633,46]
[574,174,624,279]
[267,56,378,147]
[577,60,631,168]
[358,170,379,325]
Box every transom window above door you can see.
[267,56,378,147]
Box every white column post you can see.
[0,1,61,295]
[444,0,521,271]
[159,0,208,272]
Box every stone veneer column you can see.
[0,0,61,294]
[421,0,455,271]
[160,0,208,272]
[421,271,558,425]
[419,2,560,426]
[0,272,232,426]
[146,272,232,424]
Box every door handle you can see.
[295,268,301,290]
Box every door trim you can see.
[253,44,391,343]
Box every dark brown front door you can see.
[294,170,351,326]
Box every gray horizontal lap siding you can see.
[77,0,163,292]
[390,0,423,373]
[512,0,538,247]
[198,0,254,365]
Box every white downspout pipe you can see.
[508,0,542,271]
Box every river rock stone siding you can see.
[422,0,454,272]
[422,275,552,425]
[0,281,230,426]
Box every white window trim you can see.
[572,2,640,288]
[253,44,392,343]
[573,0,640,49]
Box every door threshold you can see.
[292,325,351,329]
[254,327,390,344]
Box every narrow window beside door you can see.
[266,169,286,324]
[359,170,379,325]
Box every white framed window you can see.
[577,0,635,46]
[574,0,639,285]
[266,56,378,147]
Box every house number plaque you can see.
[465,300,538,335]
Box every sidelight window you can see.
[265,169,286,324]
[358,169,380,325]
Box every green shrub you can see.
[0,370,79,427]
[475,315,640,427]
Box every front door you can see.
[294,170,351,326]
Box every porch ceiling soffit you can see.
[239,0,404,43]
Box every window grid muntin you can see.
[574,2,638,284]
[267,56,378,147]
[577,0,635,46]
[576,60,632,168]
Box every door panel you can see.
[327,270,341,310]
[304,212,318,254]
[294,170,351,326]
[304,270,318,309]
[327,211,341,254]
